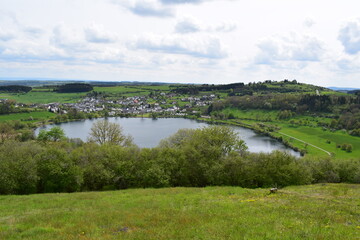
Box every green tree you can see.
[37,126,66,142]
[88,120,133,146]
[0,141,42,194]
[36,147,82,193]
[159,126,248,186]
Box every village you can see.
[45,92,217,117]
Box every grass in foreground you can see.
[0,184,359,239]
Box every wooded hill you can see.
[55,83,93,93]
[0,85,32,93]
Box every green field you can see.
[93,85,171,97]
[0,184,358,239]
[220,108,359,159]
[0,111,55,122]
[0,91,86,104]
[274,124,360,159]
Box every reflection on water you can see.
[36,117,300,157]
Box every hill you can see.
[0,184,359,239]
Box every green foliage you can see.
[36,147,82,193]
[88,120,133,146]
[37,126,66,142]
[277,110,294,120]
[0,99,16,114]
[0,141,42,194]
[0,125,359,195]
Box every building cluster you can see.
[43,93,216,116]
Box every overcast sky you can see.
[1,0,360,87]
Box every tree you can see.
[37,126,66,142]
[159,126,248,187]
[88,120,133,146]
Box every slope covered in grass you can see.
[0,184,359,239]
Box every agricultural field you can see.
[0,184,358,240]
[0,91,86,104]
[0,111,55,123]
[93,85,172,97]
[220,108,359,159]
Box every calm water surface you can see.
[36,117,300,157]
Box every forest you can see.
[0,85,32,93]
[55,83,93,93]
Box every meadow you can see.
[220,108,359,159]
[0,184,358,239]
[0,111,55,123]
[0,91,86,104]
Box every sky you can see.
[1,0,360,87]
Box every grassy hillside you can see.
[0,184,359,239]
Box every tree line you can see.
[0,123,359,195]
[55,83,93,93]
[208,93,360,133]
[0,85,32,93]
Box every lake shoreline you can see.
[35,116,301,156]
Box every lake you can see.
[36,117,300,156]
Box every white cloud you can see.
[50,24,88,52]
[213,21,237,33]
[338,19,360,55]
[0,39,68,63]
[175,17,201,33]
[112,0,173,18]
[129,33,228,59]
[111,0,235,18]
[255,33,324,66]
[335,54,360,73]
[160,0,205,4]
[0,27,15,41]
[175,17,237,34]
[84,24,118,43]
[303,18,315,28]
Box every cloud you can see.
[23,26,45,38]
[338,19,360,55]
[175,17,237,34]
[129,33,227,59]
[112,0,235,18]
[303,18,315,28]
[212,21,237,33]
[255,33,324,65]
[335,54,360,73]
[175,18,201,33]
[0,39,69,63]
[51,24,88,52]
[0,28,15,41]
[160,0,205,4]
[84,24,117,43]
[112,0,173,18]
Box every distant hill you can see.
[328,87,360,93]
[0,80,171,87]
